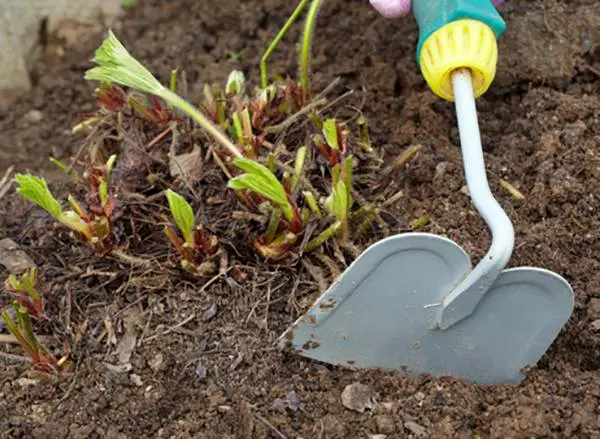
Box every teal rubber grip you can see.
[413,0,507,66]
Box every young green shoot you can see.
[290,145,307,192]
[1,303,59,374]
[164,189,219,273]
[313,118,349,166]
[49,157,79,183]
[14,154,118,255]
[14,174,90,238]
[85,30,243,159]
[304,155,354,251]
[322,118,339,150]
[260,0,310,89]
[168,68,178,109]
[259,0,321,102]
[356,115,374,153]
[299,0,322,102]
[5,268,46,319]
[229,158,296,224]
[324,156,353,240]
[226,70,246,96]
[228,158,305,259]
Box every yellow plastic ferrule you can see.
[419,19,498,102]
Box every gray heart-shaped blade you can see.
[279,234,573,385]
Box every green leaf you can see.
[229,159,293,221]
[84,29,164,96]
[322,119,339,150]
[106,154,117,177]
[229,158,292,209]
[225,70,246,95]
[232,112,244,142]
[6,274,20,290]
[99,181,109,207]
[58,211,92,238]
[86,31,244,161]
[165,190,195,245]
[14,174,62,219]
[343,156,353,209]
[169,68,178,94]
[305,221,341,252]
[302,191,322,220]
[292,146,307,192]
[325,180,348,222]
[357,115,373,153]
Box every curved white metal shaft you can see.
[436,68,515,329]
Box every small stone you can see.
[0,238,36,274]
[342,382,376,413]
[381,401,398,411]
[202,303,218,321]
[433,162,449,186]
[218,405,232,413]
[130,374,143,386]
[16,378,39,387]
[374,414,396,434]
[587,280,600,296]
[195,358,207,379]
[587,298,600,319]
[286,390,301,411]
[271,398,287,412]
[148,353,164,372]
[24,109,43,123]
[103,362,132,374]
[369,435,387,439]
[404,421,428,438]
[590,320,600,332]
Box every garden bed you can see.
[1,0,600,437]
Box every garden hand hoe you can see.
[278,0,574,385]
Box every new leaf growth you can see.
[85,30,243,159]
[164,189,219,274]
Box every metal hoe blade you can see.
[278,69,574,385]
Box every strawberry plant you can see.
[2,270,71,374]
[85,30,243,160]
[79,6,381,264]
[228,156,304,259]
[4,268,46,319]
[1,303,61,373]
[14,154,118,256]
[164,189,220,274]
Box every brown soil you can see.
[2,0,600,438]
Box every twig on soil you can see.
[0,165,14,200]
[111,249,155,267]
[0,350,31,363]
[211,149,234,180]
[146,124,173,149]
[314,77,342,101]
[316,89,355,116]
[381,190,404,207]
[245,280,286,326]
[253,412,287,439]
[142,314,196,343]
[0,334,55,345]
[263,97,327,134]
